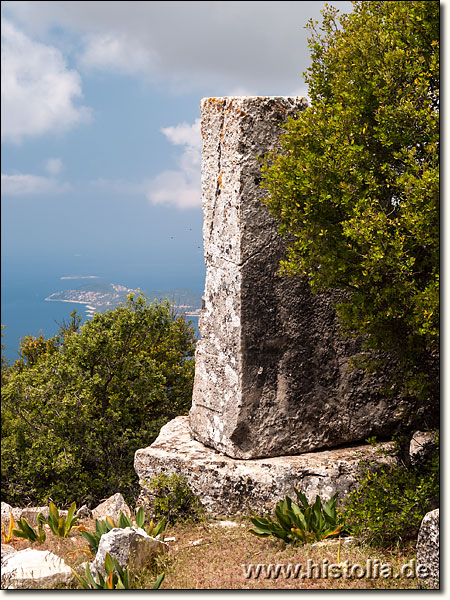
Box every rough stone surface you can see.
[76,504,93,519]
[1,548,73,589]
[1,502,15,524]
[90,527,167,577]
[409,431,437,464]
[1,504,57,526]
[190,96,410,459]
[135,416,396,515]
[1,544,17,559]
[1,505,70,527]
[17,506,53,524]
[91,493,131,523]
[417,508,439,589]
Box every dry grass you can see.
[3,516,95,567]
[153,519,419,590]
[3,515,420,590]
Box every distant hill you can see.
[45,281,202,317]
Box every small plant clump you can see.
[72,551,164,590]
[12,512,47,544]
[343,440,439,548]
[9,501,79,544]
[145,472,204,525]
[79,508,166,557]
[46,501,79,538]
[1,511,16,543]
[249,490,345,546]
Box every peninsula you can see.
[45,280,202,318]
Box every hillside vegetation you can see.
[1,294,196,507]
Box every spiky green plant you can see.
[249,490,344,545]
[1,511,16,543]
[12,513,46,543]
[46,501,79,537]
[72,552,165,589]
[80,510,166,557]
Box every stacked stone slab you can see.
[189,96,407,459]
[135,416,396,516]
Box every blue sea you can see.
[1,263,202,364]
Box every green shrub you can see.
[343,438,439,547]
[145,472,203,524]
[1,295,196,507]
[249,491,345,546]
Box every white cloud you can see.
[79,32,156,74]
[2,1,353,95]
[161,120,202,150]
[1,173,70,196]
[1,19,91,143]
[89,119,202,210]
[147,119,201,209]
[45,158,63,176]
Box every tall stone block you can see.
[190,96,407,459]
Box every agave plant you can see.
[46,501,79,538]
[249,490,345,546]
[72,552,165,590]
[80,516,116,556]
[1,511,16,543]
[13,513,47,543]
[146,515,167,539]
[129,506,166,538]
[80,509,166,557]
[72,552,131,589]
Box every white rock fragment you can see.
[91,493,131,522]
[417,508,439,589]
[91,527,167,577]
[191,538,203,546]
[1,548,73,589]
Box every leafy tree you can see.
[1,325,10,386]
[261,1,439,423]
[1,294,196,506]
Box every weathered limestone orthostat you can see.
[189,96,408,459]
[135,417,396,515]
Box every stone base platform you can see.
[134,417,395,515]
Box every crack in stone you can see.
[208,102,226,244]
[208,232,279,269]
[192,403,223,414]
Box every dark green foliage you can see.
[249,491,345,546]
[343,437,439,547]
[261,1,439,416]
[146,472,203,524]
[1,294,196,507]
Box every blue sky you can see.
[1,0,358,297]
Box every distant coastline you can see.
[60,275,99,280]
[45,280,202,319]
[45,298,94,305]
